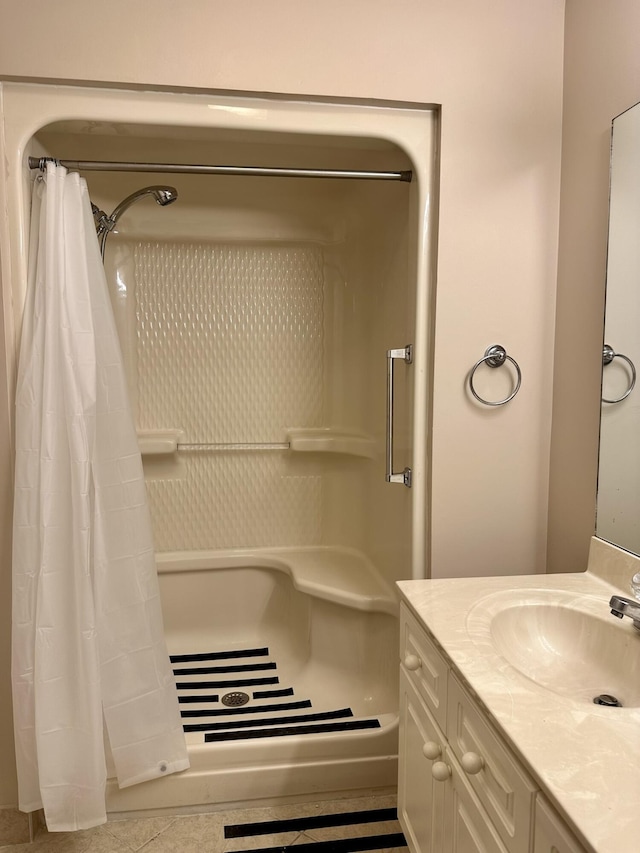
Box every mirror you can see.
[597,100,640,555]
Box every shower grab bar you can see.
[29,157,412,183]
[178,442,290,451]
[386,345,413,488]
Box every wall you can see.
[548,0,640,572]
[0,0,564,806]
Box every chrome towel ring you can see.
[602,344,636,403]
[469,344,522,407]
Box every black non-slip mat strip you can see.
[176,676,278,689]
[170,647,269,663]
[173,662,277,675]
[184,707,353,733]
[234,832,406,853]
[179,687,295,704]
[253,687,294,699]
[205,718,381,742]
[178,694,219,704]
[225,807,398,838]
[181,699,311,718]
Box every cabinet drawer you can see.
[534,796,587,853]
[447,673,536,853]
[400,603,448,730]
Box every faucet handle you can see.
[631,573,640,602]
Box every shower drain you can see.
[221,691,250,707]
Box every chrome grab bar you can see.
[386,345,413,488]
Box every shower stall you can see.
[0,84,438,814]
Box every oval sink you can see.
[488,600,640,706]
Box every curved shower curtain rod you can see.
[28,156,412,183]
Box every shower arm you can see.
[90,186,178,260]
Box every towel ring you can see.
[469,344,522,407]
[602,344,636,403]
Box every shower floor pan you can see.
[105,547,400,815]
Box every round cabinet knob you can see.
[422,741,442,760]
[461,751,485,775]
[431,761,452,782]
[404,654,421,671]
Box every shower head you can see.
[96,185,178,259]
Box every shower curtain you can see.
[12,163,189,832]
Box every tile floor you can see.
[0,794,406,853]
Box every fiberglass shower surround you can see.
[3,84,437,815]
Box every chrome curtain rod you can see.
[28,156,412,182]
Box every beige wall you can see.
[548,0,640,572]
[0,0,565,806]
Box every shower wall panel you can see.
[100,178,412,562]
[119,238,327,551]
[134,241,324,441]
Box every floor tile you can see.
[219,795,402,851]
[292,832,318,845]
[103,816,177,851]
[0,794,401,853]
[0,824,131,853]
[0,809,31,846]
[137,812,226,853]
[223,829,302,852]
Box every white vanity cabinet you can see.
[398,603,588,853]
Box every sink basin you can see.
[469,591,640,707]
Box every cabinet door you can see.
[447,674,535,853]
[441,750,509,853]
[534,796,587,853]
[398,669,446,853]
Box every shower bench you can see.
[155,546,398,615]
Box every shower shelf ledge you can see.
[155,546,397,615]
[286,428,376,458]
[137,429,184,455]
[136,429,376,458]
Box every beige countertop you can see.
[397,538,640,853]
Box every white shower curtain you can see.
[12,163,189,832]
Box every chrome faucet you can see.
[610,595,640,630]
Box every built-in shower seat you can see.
[156,546,398,616]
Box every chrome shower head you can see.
[97,185,178,259]
[152,187,179,207]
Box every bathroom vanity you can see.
[396,538,640,853]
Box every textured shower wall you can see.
[130,239,326,551]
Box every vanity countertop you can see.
[397,558,640,853]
